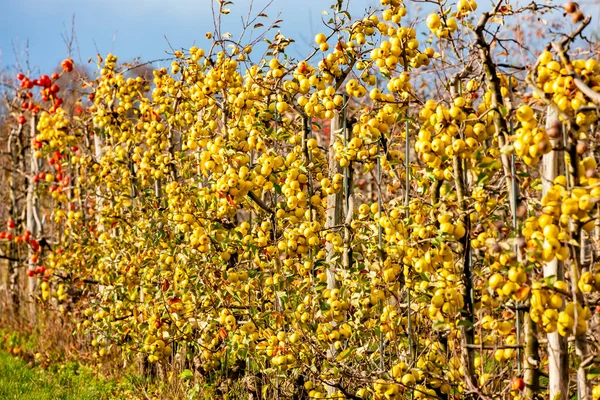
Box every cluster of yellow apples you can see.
[486,261,523,297]
[425,13,458,39]
[389,349,454,395]
[535,51,600,130]
[36,109,73,154]
[332,105,404,170]
[297,55,348,118]
[143,337,172,363]
[530,280,592,336]
[512,104,552,165]
[367,27,432,73]
[380,0,407,23]
[456,0,478,15]
[415,96,491,172]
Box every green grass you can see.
[0,351,119,400]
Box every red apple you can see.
[30,239,40,252]
[61,58,74,72]
[511,377,525,391]
[40,75,51,87]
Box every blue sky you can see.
[1,0,598,75]
[0,0,376,74]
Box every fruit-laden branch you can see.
[448,68,479,397]
[552,17,599,105]
[563,42,592,395]
[247,190,275,214]
[0,254,21,262]
[525,78,571,122]
[333,59,357,93]
[474,1,516,218]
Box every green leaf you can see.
[336,346,355,361]
[276,291,288,300]
[477,171,490,185]
[340,10,351,20]
[587,367,600,380]
[457,319,474,328]
[179,369,194,380]
[433,321,446,329]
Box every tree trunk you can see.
[542,106,568,400]
[523,312,540,397]
[26,116,39,324]
[6,125,22,320]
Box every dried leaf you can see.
[513,286,530,302]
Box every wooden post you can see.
[325,112,343,290]
[325,111,343,395]
[542,106,568,400]
[567,125,591,400]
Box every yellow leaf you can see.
[490,17,505,25]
